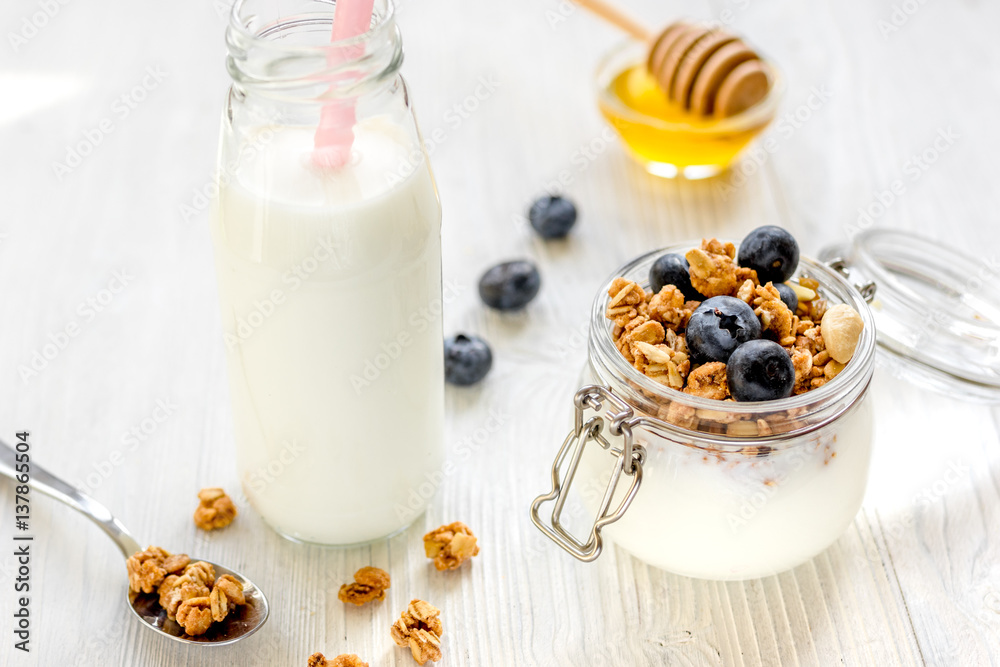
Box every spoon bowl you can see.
[0,439,269,645]
[129,560,269,645]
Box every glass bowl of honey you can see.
[597,39,784,179]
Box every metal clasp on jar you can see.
[826,257,877,303]
[529,385,646,562]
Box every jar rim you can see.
[588,241,877,441]
[225,0,402,98]
[228,0,396,53]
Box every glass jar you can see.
[531,243,877,580]
[211,0,444,545]
[821,229,1000,402]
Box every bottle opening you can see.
[226,0,401,97]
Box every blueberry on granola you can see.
[478,260,541,311]
[775,282,798,312]
[737,225,799,284]
[727,339,796,401]
[686,296,761,363]
[649,253,704,300]
[444,334,493,385]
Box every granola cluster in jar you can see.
[609,240,857,395]
[606,238,864,435]
[125,546,247,636]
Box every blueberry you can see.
[479,260,541,311]
[737,225,800,284]
[775,283,798,312]
[648,253,704,300]
[686,296,762,363]
[444,334,493,386]
[727,339,796,402]
[528,195,577,239]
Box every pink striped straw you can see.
[312,0,376,168]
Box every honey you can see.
[598,63,778,179]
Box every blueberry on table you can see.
[727,339,796,401]
[775,282,798,312]
[737,225,800,284]
[478,260,541,311]
[686,296,762,363]
[528,195,577,239]
[649,253,704,300]
[444,334,493,386]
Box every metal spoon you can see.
[0,439,269,645]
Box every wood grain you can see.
[1,0,999,665]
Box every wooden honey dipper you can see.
[572,0,771,118]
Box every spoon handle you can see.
[0,438,141,559]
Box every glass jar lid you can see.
[820,229,1000,402]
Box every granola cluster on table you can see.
[338,566,391,606]
[608,236,863,408]
[309,521,480,665]
[193,487,238,531]
[423,521,480,571]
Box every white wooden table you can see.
[3,0,999,664]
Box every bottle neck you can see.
[226,0,403,104]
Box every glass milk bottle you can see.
[211,0,444,545]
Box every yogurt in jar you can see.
[210,118,444,545]
[576,391,873,579]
